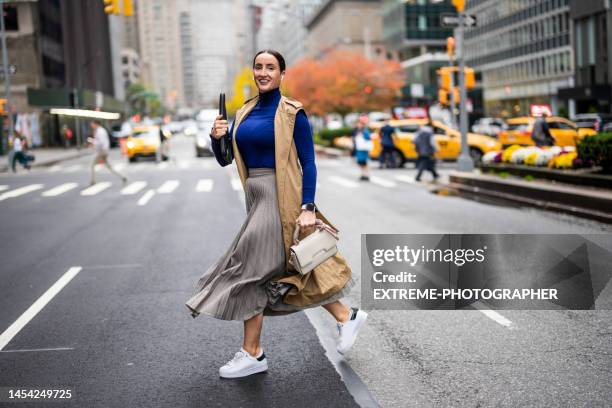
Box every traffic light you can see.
[446,37,455,59]
[123,0,134,17]
[451,0,465,12]
[103,0,120,15]
[0,99,7,115]
[438,67,453,90]
[438,88,460,106]
[464,67,476,89]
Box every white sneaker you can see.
[219,348,268,378]
[336,308,368,355]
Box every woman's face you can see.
[253,53,283,93]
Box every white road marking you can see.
[0,184,44,201]
[114,163,126,172]
[328,176,359,188]
[42,183,79,197]
[178,161,190,170]
[157,161,169,170]
[201,161,213,169]
[394,175,417,185]
[63,164,83,173]
[0,266,82,351]
[157,180,179,194]
[0,185,9,192]
[138,189,155,205]
[196,179,213,192]
[80,182,112,196]
[121,181,147,195]
[471,301,514,328]
[47,165,62,173]
[0,347,74,353]
[231,178,243,191]
[370,176,397,188]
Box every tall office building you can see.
[137,0,184,108]
[559,0,612,114]
[463,0,574,117]
[180,0,250,108]
[382,0,457,105]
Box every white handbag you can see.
[289,219,339,276]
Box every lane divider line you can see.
[0,347,74,353]
[0,266,82,351]
[471,301,514,328]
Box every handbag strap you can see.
[293,219,339,245]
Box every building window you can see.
[587,16,596,65]
[3,5,18,31]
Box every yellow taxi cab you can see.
[369,119,501,165]
[126,126,165,162]
[498,116,597,147]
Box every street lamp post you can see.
[456,11,473,172]
[1,0,15,155]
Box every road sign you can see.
[440,14,477,28]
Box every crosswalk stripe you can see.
[178,161,191,170]
[114,163,126,172]
[42,183,79,197]
[328,176,359,188]
[121,181,147,195]
[370,176,397,188]
[157,180,179,194]
[231,178,242,191]
[201,161,213,169]
[138,189,155,206]
[196,179,213,192]
[157,162,169,170]
[80,182,112,196]
[64,164,83,173]
[0,184,44,201]
[394,175,417,185]
[47,165,62,173]
[0,185,9,192]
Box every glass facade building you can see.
[464,0,574,117]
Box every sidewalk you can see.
[0,147,93,173]
[443,170,612,224]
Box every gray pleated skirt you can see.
[185,167,352,321]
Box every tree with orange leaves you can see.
[284,50,404,119]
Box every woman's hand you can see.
[296,210,317,235]
[210,115,229,140]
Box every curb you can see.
[1,149,93,173]
[444,171,612,224]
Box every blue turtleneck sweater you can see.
[210,88,316,205]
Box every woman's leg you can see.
[322,301,351,323]
[243,312,264,356]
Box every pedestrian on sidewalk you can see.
[87,120,127,186]
[11,133,31,172]
[185,50,366,379]
[354,115,372,181]
[413,114,439,182]
[378,118,397,169]
[531,112,555,147]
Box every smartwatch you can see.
[301,203,316,212]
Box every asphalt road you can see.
[0,134,610,407]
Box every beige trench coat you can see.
[231,93,353,307]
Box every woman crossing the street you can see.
[185,50,367,379]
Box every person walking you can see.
[413,118,439,182]
[354,116,372,181]
[378,119,397,169]
[11,133,31,172]
[185,50,366,379]
[531,112,555,147]
[87,120,127,186]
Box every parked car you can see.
[571,113,612,133]
[368,119,501,166]
[471,117,506,137]
[498,116,597,147]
